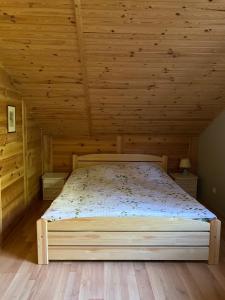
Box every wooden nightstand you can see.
[170,172,198,198]
[42,172,69,201]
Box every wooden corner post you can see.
[162,155,168,172]
[72,155,78,170]
[42,135,53,174]
[37,219,48,265]
[208,219,221,265]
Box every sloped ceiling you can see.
[0,0,225,136]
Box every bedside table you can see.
[42,172,69,201]
[170,172,198,198]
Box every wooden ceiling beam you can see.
[72,0,92,136]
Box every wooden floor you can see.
[1,202,225,300]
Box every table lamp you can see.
[179,158,191,175]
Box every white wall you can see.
[198,110,225,217]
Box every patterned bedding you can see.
[42,162,216,221]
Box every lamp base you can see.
[181,169,189,175]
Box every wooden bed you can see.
[37,154,221,265]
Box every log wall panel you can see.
[1,178,24,232]
[26,118,42,205]
[123,135,198,171]
[52,136,117,172]
[52,135,198,173]
[0,0,89,137]
[0,67,42,239]
[0,68,25,236]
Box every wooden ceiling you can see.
[0,0,225,136]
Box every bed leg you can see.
[37,219,49,265]
[208,219,221,265]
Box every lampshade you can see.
[179,158,191,169]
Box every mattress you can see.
[42,162,216,221]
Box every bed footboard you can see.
[36,217,221,265]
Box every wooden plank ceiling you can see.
[0,0,225,136]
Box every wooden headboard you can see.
[72,154,168,172]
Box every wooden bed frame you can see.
[37,154,221,265]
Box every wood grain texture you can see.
[42,134,53,173]
[0,67,25,237]
[73,153,168,171]
[48,231,210,246]
[37,218,48,264]
[0,0,89,137]
[0,1,225,136]
[73,0,92,136]
[48,217,210,232]
[26,118,42,204]
[0,67,42,239]
[82,0,225,136]
[42,217,211,263]
[53,136,117,171]
[41,215,213,263]
[22,100,28,204]
[52,134,198,172]
[39,146,219,265]
[48,246,209,261]
[1,201,225,300]
[209,219,221,265]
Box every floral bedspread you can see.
[42,162,215,221]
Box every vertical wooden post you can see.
[72,155,78,170]
[42,135,53,173]
[37,219,48,264]
[22,100,28,206]
[73,0,92,136]
[162,155,168,172]
[117,135,123,154]
[208,219,221,265]
[41,128,44,174]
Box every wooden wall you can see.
[0,68,24,236]
[0,0,89,137]
[50,135,198,173]
[0,67,42,239]
[25,118,42,205]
